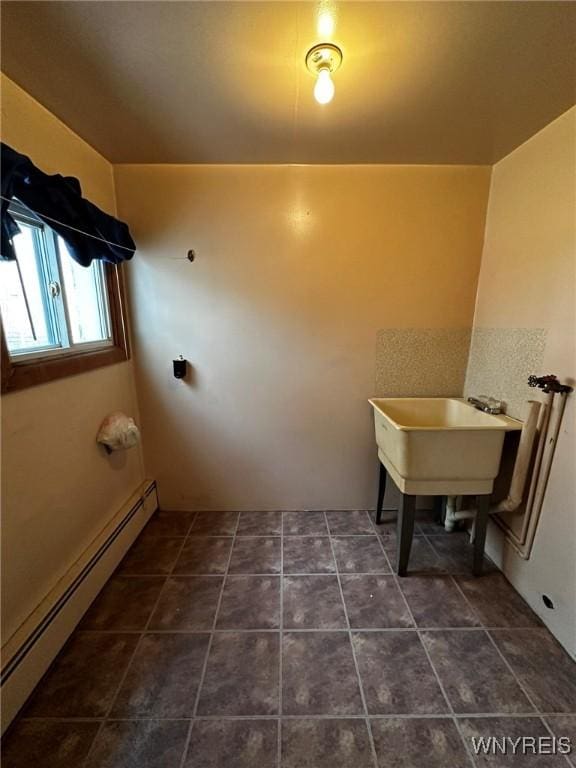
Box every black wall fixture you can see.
[173,356,187,380]
[528,374,573,394]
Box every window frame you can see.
[1,213,130,393]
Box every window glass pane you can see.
[0,223,57,353]
[58,238,110,344]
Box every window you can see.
[1,203,129,392]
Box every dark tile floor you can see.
[3,509,576,767]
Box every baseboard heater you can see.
[1,479,158,733]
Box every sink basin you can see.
[369,397,522,495]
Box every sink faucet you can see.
[467,396,503,415]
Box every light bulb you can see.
[314,67,335,104]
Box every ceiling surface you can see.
[1,1,575,165]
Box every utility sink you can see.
[369,398,522,496]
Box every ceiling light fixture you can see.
[305,43,343,105]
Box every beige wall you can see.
[0,75,145,643]
[114,163,491,511]
[467,107,576,655]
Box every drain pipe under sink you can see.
[443,400,542,532]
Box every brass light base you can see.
[305,43,343,75]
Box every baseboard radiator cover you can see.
[0,479,158,733]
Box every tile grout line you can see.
[149,534,429,540]
[116,569,397,578]
[373,520,478,768]
[278,514,284,768]
[194,535,389,539]
[422,530,498,575]
[81,514,198,765]
[72,625,550,635]
[539,719,575,768]
[325,511,380,768]
[391,535,486,768]
[387,523,573,765]
[17,511,573,764]
[456,583,575,766]
[422,531,458,572]
[375,527,451,577]
[451,577,574,767]
[177,512,241,768]
[451,577,542,712]
[422,531,473,573]
[445,574,483,627]
[21,711,574,723]
[414,533,450,574]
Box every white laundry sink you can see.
[369,397,522,495]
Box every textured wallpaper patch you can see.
[374,329,471,397]
[464,328,547,419]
